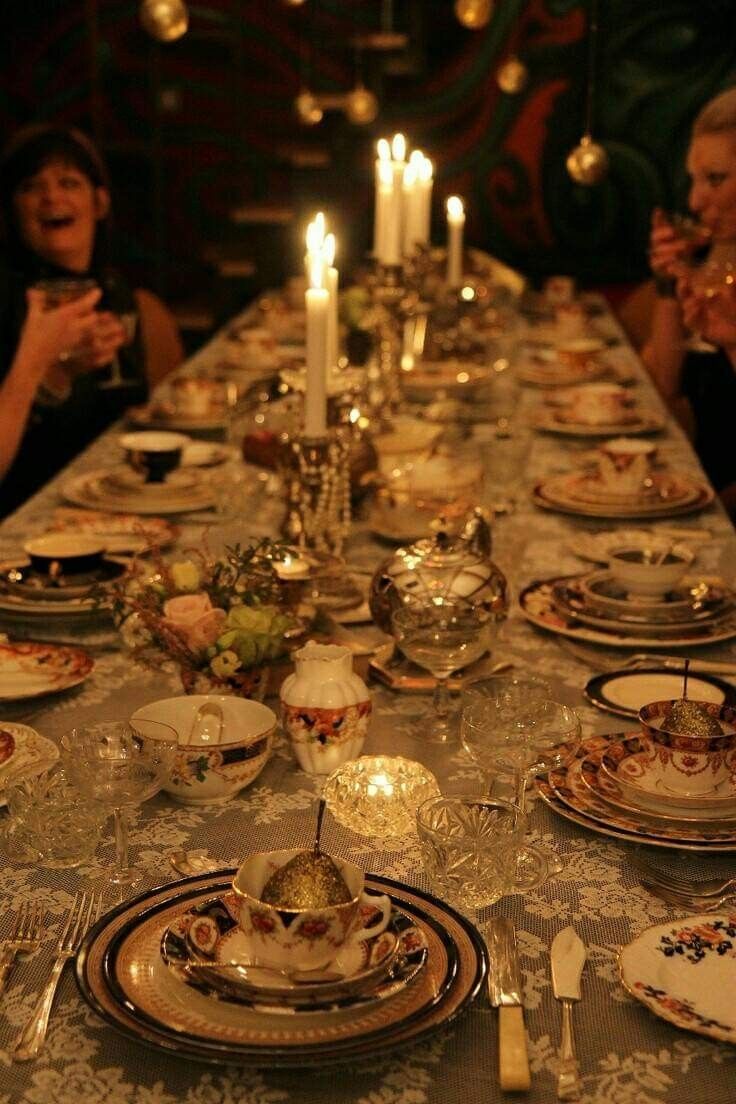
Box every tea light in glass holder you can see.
[323,755,440,839]
[273,551,311,580]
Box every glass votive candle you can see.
[415,793,548,910]
[323,755,440,839]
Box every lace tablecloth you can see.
[0,301,735,1104]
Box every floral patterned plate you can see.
[619,913,736,1043]
[0,641,93,701]
[76,871,486,1068]
[519,577,736,649]
[48,509,177,554]
[533,472,712,518]
[0,722,60,803]
[532,407,665,437]
[63,469,215,516]
[161,893,427,1012]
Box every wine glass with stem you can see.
[391,598,494,743]
[99,310,139,389]
[63,720,177,890]
[460,696,581,873]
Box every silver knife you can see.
[487,918,531,1092]
[551,926,586,1100]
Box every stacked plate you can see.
[532,405,664,437]
[64,466,215,515]
[533,470,713,519]
[46,510,176,555]
[516,347,607,388]
[520,573,736,649]
[537,733,736,852]
[0,553,126,622]
[76,872,486,1068]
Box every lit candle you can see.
[323,232,339,372]
[402,158,419,256]
[274,552,311,580]
[304,259,328,438]
[305,212,326,279]
[446,195,465,287]
[373,138,391,258]
[380,159,401,266]
[417,156,433,245]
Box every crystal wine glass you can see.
[460,675,552,791]
[63,721,176,889]
[99,310,139,389]
[391,599,493,743]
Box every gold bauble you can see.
[566,134,609,186]
[295,90,323,126]
[454,0,493,30]
[496,56,528,94]
[139,0,188,42]
[345,84,379,126]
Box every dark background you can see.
[2,1,735,340]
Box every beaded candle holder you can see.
[283,431,352,557]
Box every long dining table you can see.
[0,287,734,1104]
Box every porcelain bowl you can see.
[120,431,190,483]
[608,544,693,599]
[23,534,106,575]
[131,694,276,805]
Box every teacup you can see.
[638,700,736,797]
[568,383,629,425]
[232,849,391,970]
[608,544,692,599]
[597,438,657,494]
[120,431,189,483]
[170,378,217,417]
[23,534,105,576]
[556,337,605,368]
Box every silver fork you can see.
[13,892,102,1062]
[639,882,736,912]
[631,855,736,897]
[0,902,44,997]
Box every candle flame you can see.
[391,133,406,162]
[409,149,423,167]
[306,212,326,252]
[323,232,336,266]
[377,138,391,161]
[309,258,324,290]
[447,195,464,218]
[419,156,433,182]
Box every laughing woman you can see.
[0,125,183,516]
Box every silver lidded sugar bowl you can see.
[368,508,508,633]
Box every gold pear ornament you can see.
[663,660,722,736]
[566,134,609,186]
[259,799,352,908]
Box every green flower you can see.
[171,561,201,592]
[210,649,240,678]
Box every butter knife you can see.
[550,926,586,1101]
[487,918,531,1092]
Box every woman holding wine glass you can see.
[0,124,183,516]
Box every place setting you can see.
[127,377,231,433]
[532,381,665,436]
[533,437,713,519]
[515,337,610,388]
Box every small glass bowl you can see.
[3,767,103,869]
[323,755,440,839]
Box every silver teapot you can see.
[369,508,508,632]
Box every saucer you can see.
[533,407,664,437]
[161,893,427,1012]
[579,572,731,624]
[3,557,127,602]
[600,735,736,817]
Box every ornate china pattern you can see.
[546,737,736,845]
[569,526,710,565]
[2,556,128,603]
[519,576,736,649]
[532,406,665,437]
[0,640,94,700]
[637,699,736,797]
[578,572,731,624]
[584,667,736,720]
[63,468,216,515]
[550,576,733,635]
[127,403,228,433]
[0,723,60,802]
[599,735,736,818]
[47,509,177,554]
[160,893,427,1013]
[619,913,736,1044]
[516,350,607,388]
[76,872,487,1067]
[533,471,712,518]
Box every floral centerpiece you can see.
[114,540,295,699]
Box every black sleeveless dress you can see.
[681,346,736,494]
[0,258,149,517]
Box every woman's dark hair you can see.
[0,124,111,270]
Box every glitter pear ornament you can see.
[258,799,352,908]
[566,134,609,186]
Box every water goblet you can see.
[63,720,176,889]
[416,794,549,914]
[460,674,552,791]
[391,599,493,744]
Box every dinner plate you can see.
[47,511,177,554]
[161,893,427,1012]
[519,577,736,649]
[533,474,712,519]
[619,914,736,1043]
[63,469,215,516]
[0,723,60,801]
[547,471,701,509]
[585,668,736,720]
[76,871,486,1068]
[550,579,732,635]
[546,739,736,844]
[0,641,93,701]
[599,735,736,818]
[532,408,665,437]
[516,350,607,388]
[128,404,227,432]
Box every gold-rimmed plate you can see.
[532,407,665,437]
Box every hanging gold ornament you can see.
[139,0,189,42]
[295,90,323,126]
[497,55,528,94]
[345,84,379,125]
[566,133,609,185]
[454,0,493,30]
